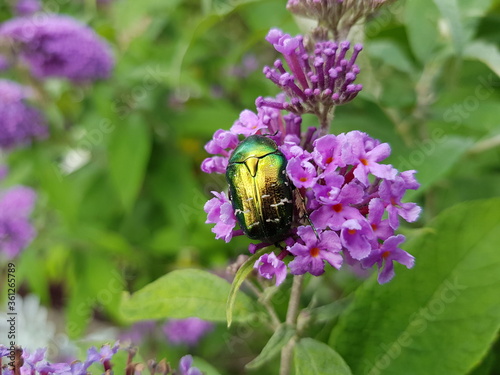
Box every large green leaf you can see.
[330,198,500,375]
[108,115,151,211]
[394,136,473,201]
[294,338,352,375]
[120,269,256,323]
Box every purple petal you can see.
[378,260,395,284]
[320,250,343,269]
[296,225,318,247]
[308,257,326,276]
[288,256,310,275]
[366,142,391,162]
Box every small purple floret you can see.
[204,191,237,242]
[254,252,288,286]
[361,234,415,284]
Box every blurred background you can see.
[1,0,499,373]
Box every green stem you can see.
[468,134,500,155]
[244,280,281,329]
[318,106,336,136]
[279,275,304,375]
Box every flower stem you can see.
[244,280,281,329]
[319,106,335,136]
[279,275,303,375]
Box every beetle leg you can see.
[293,189,320,240]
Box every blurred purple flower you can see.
[0,79,47,150]
[119,320,157,344]
[0,165,8,181]
[178,355,202,375]
[0,55,10,71]
[228,54,259,78]
[0,185,37,258]
[14,0,41,16]
[0,343,124,375]
[0,15,114,82]
[163,318,214,347]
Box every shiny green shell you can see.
[226,135,293,243]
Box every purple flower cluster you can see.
[258,29,362,115]
[202,24,420,284]
[163,317,214,347]
[0,15,114,82]
[14,0,41,16]
[0,79,47,150]
[204,124,420,284]
[0,344,201,375]
[0,343,119,375]
[0,55,10,71]
[0,185,37,259]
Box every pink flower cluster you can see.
[202,27,420,285]
[203,100,420,284]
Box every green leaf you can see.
[310,297,352,324]
[246,324,296,370]
[433,0,465,55]
[366,40,417,75]
[464,41,500,78]
[226,247,270,327]
[33,148,79,226]
[330,198,500,375]
[294,338,353,375]
[108,115,151,211]
[192,357,223,375]
[393,136,473,201]
[120,269,256,323]
[405,0,440,63]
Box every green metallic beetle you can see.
[226,135,294,243]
